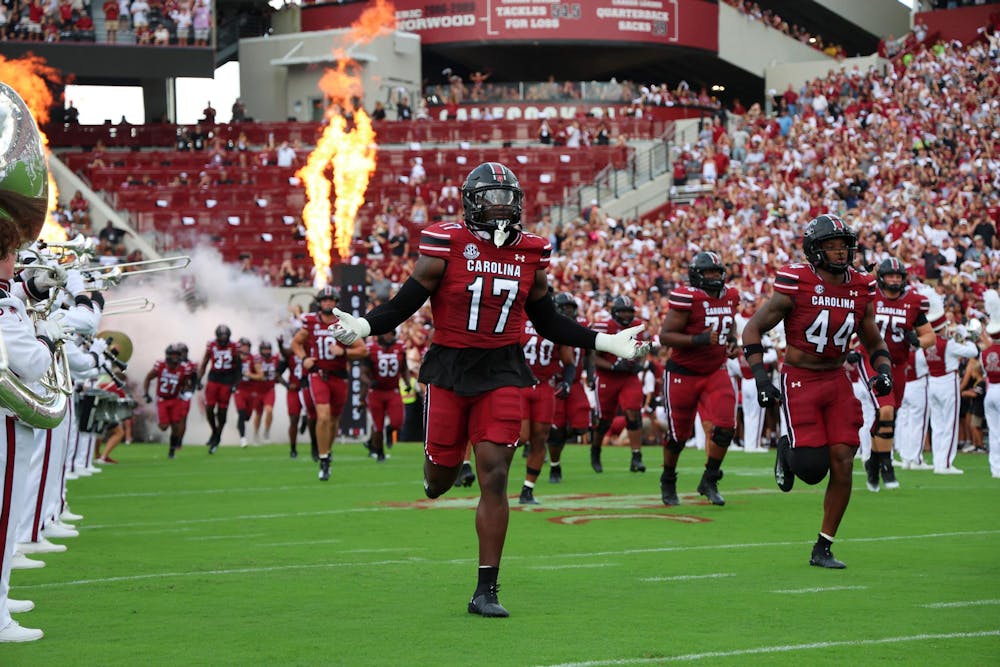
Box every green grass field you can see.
[7,441,1000,666]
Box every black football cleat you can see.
[168,446,176,459]
[468,585,509,618]
[809,544,847,569]
[318,457,331,481]
[660,471,680,506]
[864,456,880,493]
[697,469,725,506]
[630,451,646,473]
[518,486,540,505]
[454,462,476,488]
[548,466,562,484]
[775,436,794,492]
[590,445,603,473]
[290,449,298,459]
[208,443,219,455]
[880,458,900,490]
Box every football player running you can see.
[658,252,740,506]
[742,215,890,569]
[858,258,934,491]
[329,162,646,617]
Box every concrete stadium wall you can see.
[238,30,421,124]
[812,0,912,39]
[765,54,889,98]
[717,2,832,79]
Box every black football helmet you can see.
[803,214,857,274]
[165,344,180,364]
[610,295,636,327]
[316,285,339,314]
[462,162,523,247]
[689,251,726,295]
[259,340,272,354]
[554,292,578,318]
[378,330,397,347]
[876,257,907,295]
[176,342,189,360]
[215,324,231,345]
[238,336,252,348]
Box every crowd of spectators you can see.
[0,0,213,45]
[723,0,849,59]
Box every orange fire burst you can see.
[297,0,395,286]
[0,54,67,243]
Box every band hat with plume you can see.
[984,289,1000,336]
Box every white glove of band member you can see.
[89,337,109,356]
[27,263,67,290]
[65,269,85,297]
[329,308,371,345]
[954,324,968,341]
[35,317,70,343]
[595,324,648,360]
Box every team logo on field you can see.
[463,243,480,260]
[815,285,825,295]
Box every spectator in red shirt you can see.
[103,0,120,43]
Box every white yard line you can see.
[533,630,1000,667]
[531,563,620,570]
[17,530,996,590]
[771,585,869,594]
[642,573,736,582]
[923,599,1000,609]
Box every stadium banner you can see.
[302,0,719,52]
[335,264,368,438]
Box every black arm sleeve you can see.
[363,277,432,336]
[525,292,598,350]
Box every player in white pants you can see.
[925,325,979,474]
[896,348,931,469]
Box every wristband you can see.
[869,349,891,367]
[743,342,764,358]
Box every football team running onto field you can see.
[161,162,992,619]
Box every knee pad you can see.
[625,417,642,431]
[665,438,684,454]
[790,446,830,485]
[548,426,566,446]
[711,427,735,449]
[872,419,895,439]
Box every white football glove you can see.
[34,317,70,343]
[65,269,85,297]
[329,308,371,345]
[595,324,649,360]
[89,337,109,356]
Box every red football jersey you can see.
[667,285,739,373]
[870,287,929,365]
[592,315,647,372]
[774,263,876,360]
[152,360,185,399]
[300,312,350,374]
[417,221,551,348]
[256,352,280,389]
[237,354,260,391]
[205,340,240,382]
[520,320,562,383]
[366,340,407,390]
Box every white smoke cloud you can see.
[100,244,302,447]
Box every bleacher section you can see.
[59,135,635,266]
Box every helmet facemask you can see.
[465,186,523,247]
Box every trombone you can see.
[102,296,156,317]
[79,255,191,278]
